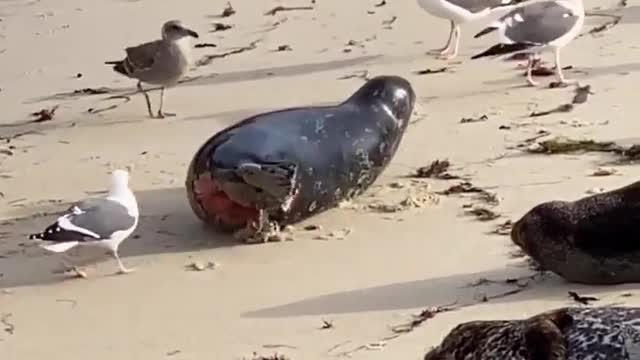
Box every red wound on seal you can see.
[192,172,258,227]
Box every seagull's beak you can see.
[186,29,199,38]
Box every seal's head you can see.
[423,320,511,360]
[162,20,199,41]
[424,309,573,360]
[347,75,416,127]
[511,201,575,265]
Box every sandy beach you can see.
[2,0,640,358]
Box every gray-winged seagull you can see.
[105,20,199,119]
[416,0,527,59]
[471,0,585,86]
[29,169,139,276]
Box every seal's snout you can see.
[390,85,416,123]
[349,75,416,123]
[511,217,525,248]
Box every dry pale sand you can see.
[2,0,640,359]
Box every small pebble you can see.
[192,262,205,271]
[591,168,617,177]
[586,187,605,194]
[303,224,322,231]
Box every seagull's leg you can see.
[137,81,155,118]
[430,20,454,55]
[553,48,577,86]
[526,54,540,87]
[112,247,135,274]
[439,24,460,60]
[156,87,176,119]
[59,254,88,279]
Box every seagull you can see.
[471,0,585,86]
[105,20,199,119]
[416,0,527,59]
[29,169,139,276]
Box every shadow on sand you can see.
[0,55,383,137]
[2,186,636,316]
[25,55,383,105]
[0,187,240,289]
[242,267,638,318]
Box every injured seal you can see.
[424,306,640,360]
[511,180,640,284]
[186,75,416,242]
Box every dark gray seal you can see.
[511,180,640,284]
[185,75,416,242]
[424,306,640,360]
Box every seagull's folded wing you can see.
[124,40,163,73]
[57,198,137,241]
[501,1,580,44]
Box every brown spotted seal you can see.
[424,306,640,359]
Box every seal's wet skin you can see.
[424,306,640,360]
[185,75,416,243]
[511,180,640,285]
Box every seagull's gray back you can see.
[502,1,579,44]
[69,198,137,239]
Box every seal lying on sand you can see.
[511,181,640,284]
[185,76,416,242]
[424,306,640,360]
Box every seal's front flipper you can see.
[237,162,298,202]
[234,209,282,244]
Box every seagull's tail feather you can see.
[474,26,499,39]
[104,60,129,77]
[29,232,44,240]
[471,43,536,59]
[39,241,79,253]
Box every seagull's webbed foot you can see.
[116,266,136,275]
[57,258,88,279]
[429,20,455,56]
[113,250,136,275]
[437,52,458,60]
[154,87,177,119]
[428,46,451,56]
[156,110,176,119]
[550,49,578,89]
[548,80,577,89]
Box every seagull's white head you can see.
[162,20,199,41]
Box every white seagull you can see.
[29,169,139,276]
[416,0,527,59]
[471,0,585,86]
[105,20,199,119]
